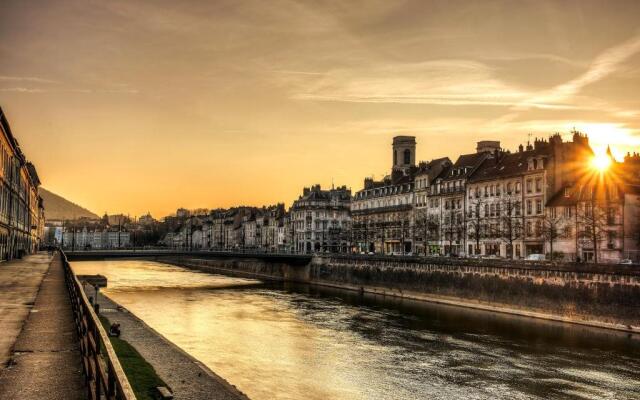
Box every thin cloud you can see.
[0,76,59,84]
[0,87,46,93]
[286,60,546,108]
[521,33,640,108]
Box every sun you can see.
[591,153,612,172]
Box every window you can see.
[607,207,616,225]
[403,149,411,164]
[526,179,532,193]
[526,200,532,215]
[535,178,542,192]
[507,182,512,194]
[564,206,573,218]
[515,182,521,193]
[536,200,542,214]
[394,150,398,165]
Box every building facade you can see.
[291,184,351,253]
[352,136,417,254]
[0,108,44,259]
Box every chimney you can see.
[518,144,524,152]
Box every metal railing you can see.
[61,250,136,400]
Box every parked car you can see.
[525,254,546,261]
[618,259,634,265]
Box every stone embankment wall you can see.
[160,255,640,332]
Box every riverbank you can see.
[88,286,249,400]
[160,256,640,336]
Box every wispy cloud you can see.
[0,76,59,84]
[284,60,543,107]
[518,34,640,109]
[0,87,46,93]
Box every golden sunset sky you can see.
[1,0,640,218]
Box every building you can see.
[0,107,44,259]
[546,148,640,263]
[466,140,550,258]
[413,157,451,255]
[291,184,351,253]
[62,227,130,250]
[351,136,418,254]
[428,147,489,255]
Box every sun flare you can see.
[591,153,612,172]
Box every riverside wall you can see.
[158,255,640,333]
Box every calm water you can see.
[72,260,640,400]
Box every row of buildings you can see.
[0,107,45,260]
[47,213,150,250]
[166,133,640,263]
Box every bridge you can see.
[65,249,313,265]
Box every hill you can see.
[39,187,99,221]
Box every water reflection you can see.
[72,260,640,400]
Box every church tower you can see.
[392,136,416,173]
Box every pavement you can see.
[0,253,51,366]
[0,253,86,399]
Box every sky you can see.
[1,0,640,218]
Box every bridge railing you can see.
[61,250,136,400]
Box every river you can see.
[71,259,640,400]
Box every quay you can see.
[91,288,249,400]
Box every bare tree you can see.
[443,208,459,255]
[466,197,485,256]
[499,198,523,259]
[541,210,563,261]
[577,199,609,263]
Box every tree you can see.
[416,211,440,255]
[541,210,563,261]
[443,207,463,255]
[577,199,609,263]
[499,198,523,259]
[466,197,485,256]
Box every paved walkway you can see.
[0,253,85,399]
[0,253,51,366]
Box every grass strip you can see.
[99,315,169,400]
